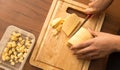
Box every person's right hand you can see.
[85,0,113,14]
[70,30,120,59]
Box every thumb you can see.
[85,8,96,14]
[85,0,97,14]
[88,1,96,7]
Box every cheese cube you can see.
[50,18,64,28]
[11,61,15,65]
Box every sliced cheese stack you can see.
[68,27,93,46]
[62,13,81,36]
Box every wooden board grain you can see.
[30,0,105,70]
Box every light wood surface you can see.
[0,0,120,70]
[30,0,105,70]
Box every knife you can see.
[70,14,92,37]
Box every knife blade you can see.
[70,14,92,37]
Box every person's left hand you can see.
[85,0,113,14]
[70,29,120,60]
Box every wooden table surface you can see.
[0,0,120,70]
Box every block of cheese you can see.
[68,27,93,46]
[50,18,64,28]
[62,13,81,36]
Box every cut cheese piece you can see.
[62,13,81,36]
[52,29,58,36]
[68,27,93,46]
[50,18,64,28]
[56,24,62,32]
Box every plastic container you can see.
[0,25,36,70]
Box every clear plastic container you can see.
[0,25,35,70]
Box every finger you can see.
[87,28,98,37]
[90,55,102,59]
[89,0,96,2]
[85,0,97,14]
[74,46,96,55]
[87,28,103,37]
[85,54,104,60]
[89,0,98,7]
[85,0,101,14]
[70,40,93,50]
[88,1,96,7]
[90,53,109,59]
[85,8,96,14]
[77,52,99,59]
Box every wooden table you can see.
[0,0,120,70]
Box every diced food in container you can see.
[0,25,35,70]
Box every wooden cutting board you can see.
[30,0,105,70]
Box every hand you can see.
[70,30,120,60]
[85,0,113,14]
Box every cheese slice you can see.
[62,13,81,36]
[68,27,93,46]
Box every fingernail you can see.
[85,8,95,14]
[85,8,92,14]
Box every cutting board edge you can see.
[29,0,59,68]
